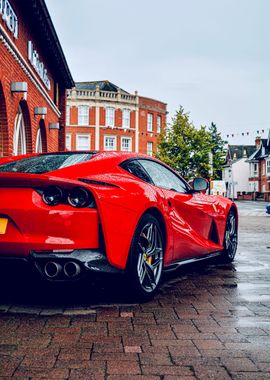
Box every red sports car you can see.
[0,151,238,299]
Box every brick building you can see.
[0,0,74,157]
[66,81,167,155]
[247,134,270,201]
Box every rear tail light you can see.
[38,186,95,208]
[42,186,63,206]
[68,187,93,208]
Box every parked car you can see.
[0,151,238,299]
[266,203,270,215]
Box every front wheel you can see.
[221,210,238,263]
[127,214,164,301]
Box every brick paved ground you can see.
[0,202,270,379]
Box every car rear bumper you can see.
[0,249,123,281]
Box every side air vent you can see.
[209,220,219,244]
[78,178,120,188]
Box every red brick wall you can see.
[0,1,68,156]
[66,98,167,154]
[138,96,166,155]
[115,108,122,128]
[100,107,106,126]
[70,106,78,125]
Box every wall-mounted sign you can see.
[28,41,51,91]
[0,0,18,38]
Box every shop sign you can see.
[28,41,51,91]
[0,0,18,38]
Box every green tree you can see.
[156,106,212,180]
[208,122,227,180]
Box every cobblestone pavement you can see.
[0,202,270,379]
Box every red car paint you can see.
[0,151,237,272]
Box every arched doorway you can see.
[13,100,32,156]
[0,82,8,157]
[35,119,47,153]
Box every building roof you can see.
[75,81,129,94]
[226,145,256,163]
[247,137,270,162]
[23,0,74,88]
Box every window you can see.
[106,107,115,127]
[139,159,188,193]
[35,128,43,153]
[76,134,90,151]
[78,105,89,126]
[147,113,153,132]
[157,116,161,133]
[121,137,132,152]
[66,134,71,150]
[253,163,258,177]
[66,105,70,126]
[120,160,152,183]
[123,109,130,128]
[104,136,116,151]
[147,142,153,156]
[13,105,26,155]
[267,160,270,175]
[0,153,94,174]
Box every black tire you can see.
[220,209,238,263]
[127,213,164,301]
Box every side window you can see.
[121,160,152,184]
[139,159,188,193]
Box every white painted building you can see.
[223,145,256,199]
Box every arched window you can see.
[13,105,26,155]
[35,128,43,153]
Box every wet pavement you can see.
[0,201,270,379]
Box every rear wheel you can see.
[221,210,238,263]
[127,214,164,301]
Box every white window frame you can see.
[104,135,116,151]
[78,105,89,126]
[267,159,270,175]
[35,128,43,153]
[66,105,70,126]
[147,141,153,156]
[147,113,153,132]
[123,109,130,129]
[121,137,132,152]
[76,134,90,151]
[253,163,258,177]
[66,134,72,151]
[106,107,115,127]
[157,115,161,133]
[13,105,26,155]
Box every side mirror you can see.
[193,177,208,192]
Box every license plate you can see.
[0,218,8,234]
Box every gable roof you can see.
[226,145,256,162]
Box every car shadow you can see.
[0,258,236,309]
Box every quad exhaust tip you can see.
[43,260,81,279]
[63,261,81,278]
[44,261,62,279]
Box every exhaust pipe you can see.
[63,261,81,278]
[44,261,62,279]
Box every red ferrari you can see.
[0,151,238,299]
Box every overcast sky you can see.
[46,0,269,145]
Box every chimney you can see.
[255,136,261,149]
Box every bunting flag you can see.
[225,128,269,139]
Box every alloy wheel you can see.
[136,221,163,293]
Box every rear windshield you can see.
[0,153,95,174]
